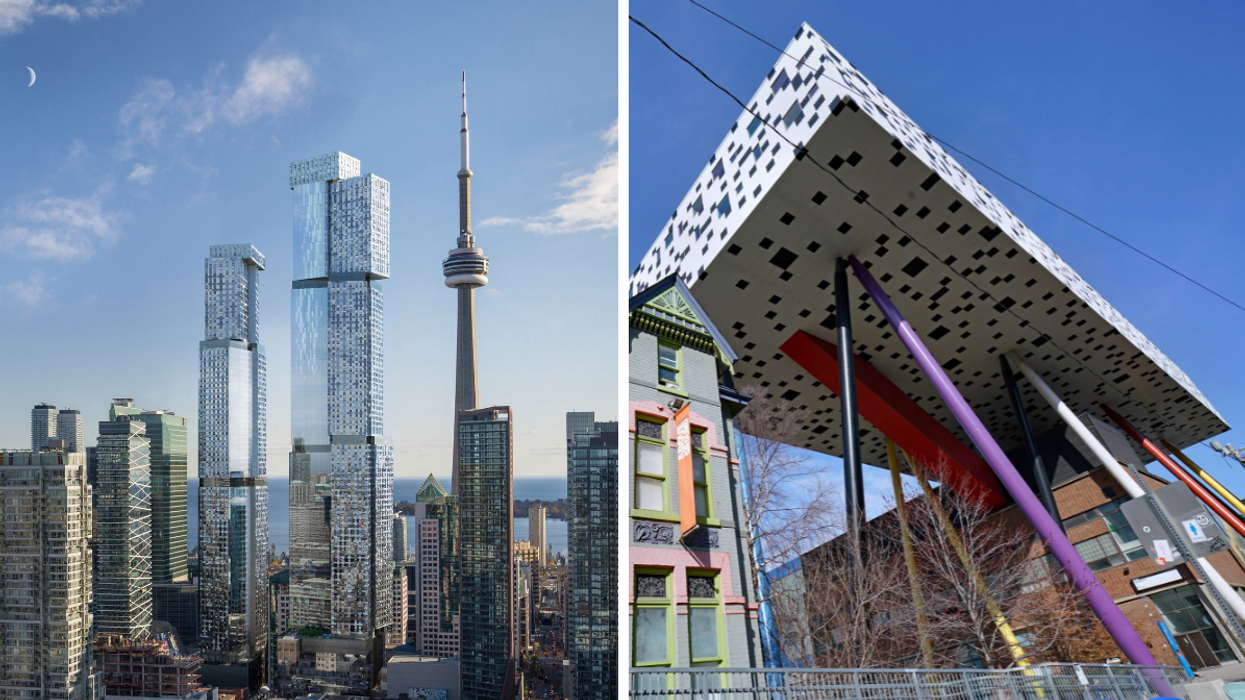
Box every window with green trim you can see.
[691,429,712,519]
[634,418,668,514]
[687,570,725,672]
[658,341,681,389]
[633,568,674,667]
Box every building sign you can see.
[674,403,697,539]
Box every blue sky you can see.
[0,0,617,479]
[629,1,1245,520]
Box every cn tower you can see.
[443,72,489,496]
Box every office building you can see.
[283,150,393,691]
[407,476,460,660]
[197,244,270,678]
[567,413,618,697]
[96,415,153,639]
[387,567,408,648]
[31,402,57,451]
[394,511,408,562]
[58,407,83,453]
[528,504,547,567]
[457,406,514,699]
[112,402,189,585]
[152,583,199,648]
[0,450,96,700]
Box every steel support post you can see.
[845,255,1164,677]
[999,355,1062,530]
[834,258,865,559]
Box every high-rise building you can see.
[387,567,408,647]
[528,503,547,567]
[96,415,153,639]
[566,413,618,698]
[58,407,83,453]
[393,511,408,562]
[401,476,460,659]
[443,73,490,497]
[197,244,270,677]
[112,402,189,585]
[284,151,393,691]
[0,450,97,700]
[31,402,56,451]
[457,406,514,700]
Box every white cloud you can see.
[0,0,137,37]
[118,53,312,155]
[479,120,618,236]
[5,273,48,308]
[0,195,122,260]
[127,163,154,183]
[222,56,312,124]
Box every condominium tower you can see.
[31,402,56,450]
[457,406,514,700]
[96,415,152,639]
[57,408,83,453]
[0,450,96,700]
[566,413,619,698]
[197,244,270,675]
[286,152,393,683]
[443,73,490,496]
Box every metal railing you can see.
[630,663,1190,699]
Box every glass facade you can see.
[284,153,392,692]
[458,407,514,700]
[96,417,153,639]
[198,244,269,666]
[567,413,619,697]
[111,409,189,585]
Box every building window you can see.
[634,419,668,514]
[658,341,681,389]
[687,570,725,670]
[633,568,674,667]
[691,430,712,520]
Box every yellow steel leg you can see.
[1161,439,1245,520]
[900,446,1030,668]
[886,438,935,668]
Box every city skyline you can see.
[0,1,618,479]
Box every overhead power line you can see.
[675,0,1245,316]
[627,13,1184,424]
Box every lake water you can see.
[187,476,568,555]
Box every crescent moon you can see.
[27,67,35,87]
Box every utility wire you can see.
[628,13,1189,431]
[681,0,1245,316]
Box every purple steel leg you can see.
[847,256,1164,675]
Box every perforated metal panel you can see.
[630,23,1227,469]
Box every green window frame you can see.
[633,567,675,668]
[633,418,674,521]
[657,340,684,395]
[691,429,718,526]
[687,570,726,672]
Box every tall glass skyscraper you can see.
[287,152,392,678]
[197,244,270,672]
[96,415,152,639]
[566,413,618,697]
[111,402,189,584]
[457,406,514,700]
